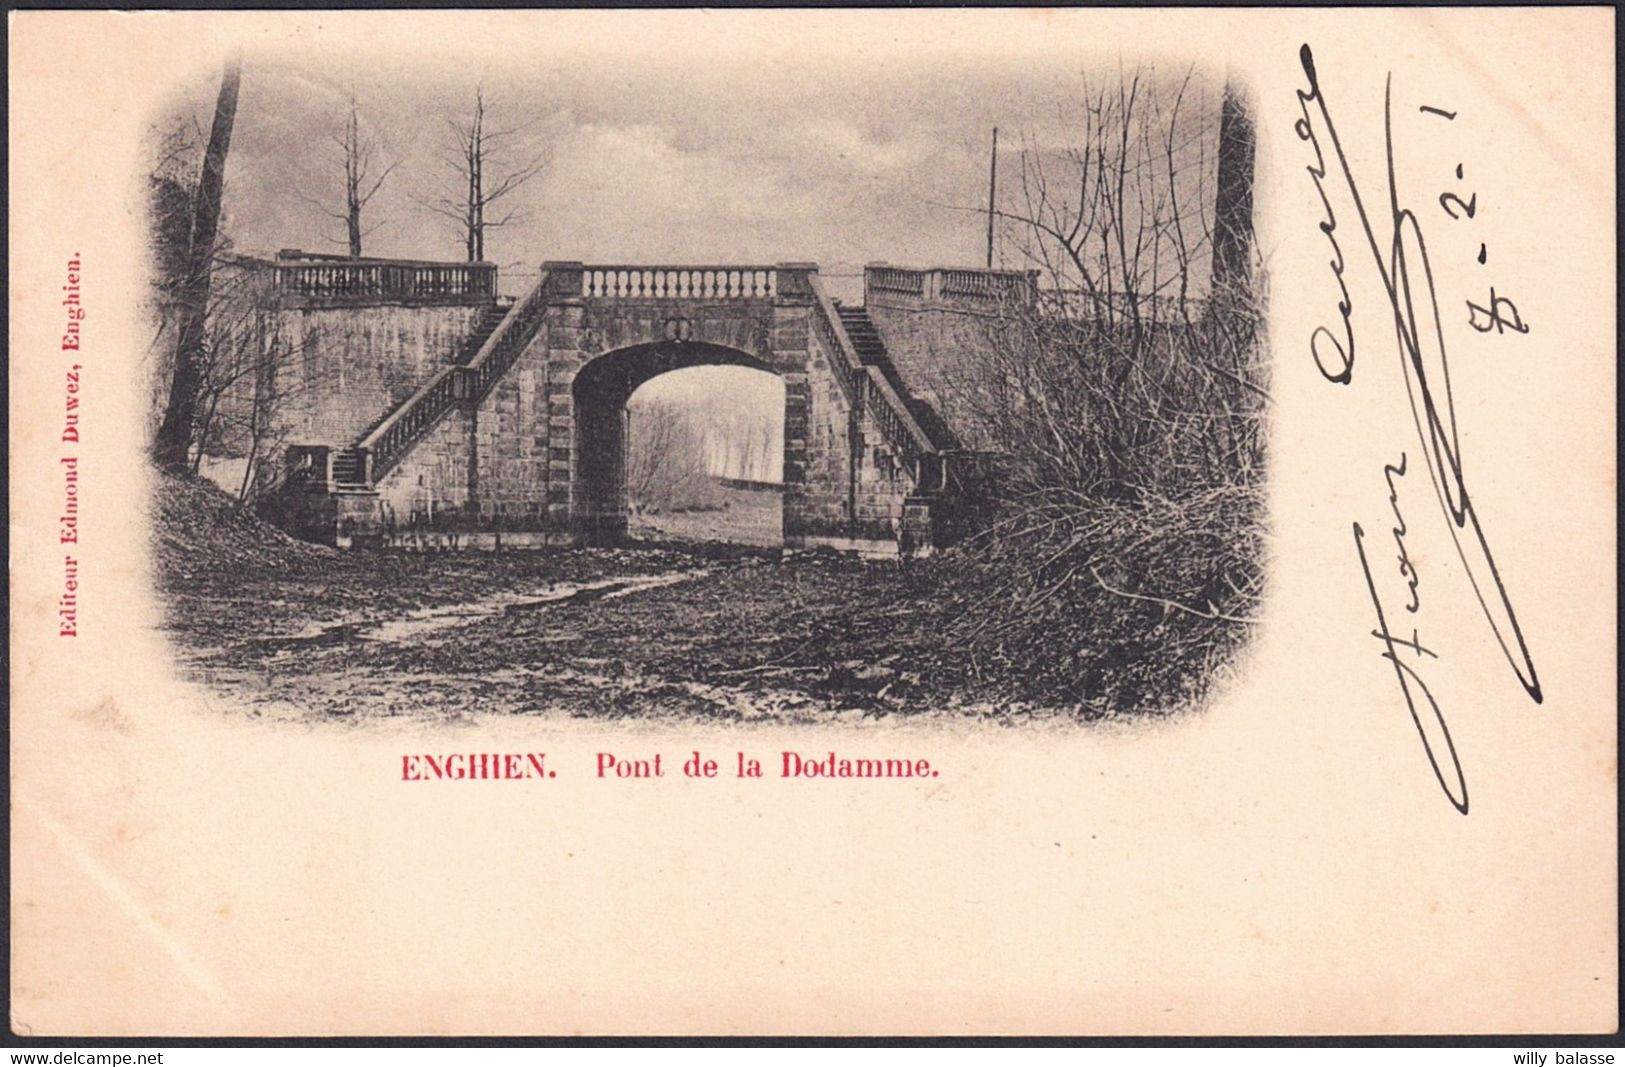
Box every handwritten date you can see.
[1294,43,1543,814]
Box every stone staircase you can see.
[331,302,513,489]
[456,302,513,361]
[330,447,368,489]
[834,304,959,451]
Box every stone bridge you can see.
[260,251,1034,555]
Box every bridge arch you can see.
[261,259,1015,554]
[571,339,794,543]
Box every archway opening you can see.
[572,342,786,547]
[628,366,784,546]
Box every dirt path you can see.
[154,472,1169,722]
[163,543,988,723]
[241,567,713,653]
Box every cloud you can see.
[161,48,1226,284]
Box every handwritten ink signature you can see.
[1294,44,1542,814]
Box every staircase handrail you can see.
[357,268,553,479]
[806,275,940,484]
[461,268,555,396]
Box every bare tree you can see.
[627,399,717,512]
[146,154,338,507]
[229,317,329,506]
[933,68,1267,709]
[145,119,201,428]
[1210,81,1257,295]
[182,263,310,502]
[144,249,312,503]
[187,267,268,477]
[153,54,242,471]
[423,86,546,262]
[146,93,317,500]
[300,90,398,256]
[992,65,1223,324]
[952,66,1266,504]
[706,407,779,483]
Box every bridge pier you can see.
[571,392,629,545]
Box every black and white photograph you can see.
[145,43,1267,725]
[7,8,1615,1041]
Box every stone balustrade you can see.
[563,265,784,301]
[863,263,1038,312]
[269,250,497,307]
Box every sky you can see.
[151,23,1225,435]
[155,35,1225,304]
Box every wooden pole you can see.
[985,127,999,269]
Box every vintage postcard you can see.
[7,8,1616,1036]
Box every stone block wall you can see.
[463,304,580,533]
[849,419,912,542]
[374,405,475,528]
[791,339,850,541]
[474,344,555,528]
[279,267,944,553]
[864,299,1007,452]
[271,303,487,446]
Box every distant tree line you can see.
[627,395,781,514]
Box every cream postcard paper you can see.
[7,8,1616,1035]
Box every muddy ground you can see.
[156,476,1074,724]
[161,540,1043,724]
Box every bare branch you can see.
[419,86,548,261]
[1089,566,1261,626]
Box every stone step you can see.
[455,310,508,361]
[331,448,367,484]
[338,302,518,476]
[834,305,960,452]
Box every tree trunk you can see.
[1211,79,1256,292]
[153,56,242,470]
[467,92,484,262]
[345,107,363,256]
